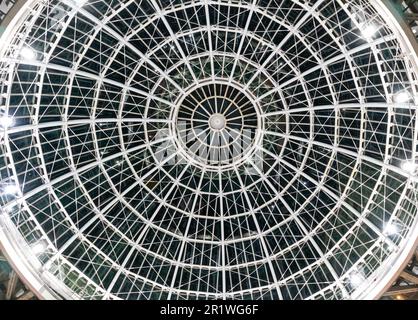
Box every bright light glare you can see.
[3,184,19,194]
[19,46,36,60]
[401,160,416,174]
[394,91,411,104]
[384,222,399,236]
[361,24,377,39]
[349,270,364,287]
[0,116,14,128]
[31,242,47,255]
[4,205,15,213]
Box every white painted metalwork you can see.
[0,0,417,300]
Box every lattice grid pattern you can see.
[0,0,418,300]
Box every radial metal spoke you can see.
[0,0,417,301]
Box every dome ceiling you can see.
[0,0,418,300]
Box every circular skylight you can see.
[1,0,418,300]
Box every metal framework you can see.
[1,0,418,300]
[377,0,418,301]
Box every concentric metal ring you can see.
[171,80,263,171]
[0,0,418,301]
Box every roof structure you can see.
[1,0,418,300]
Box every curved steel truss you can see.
[1,0,418,300]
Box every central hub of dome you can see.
[172,81,263,170]
[209,113,226,130]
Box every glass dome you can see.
[0,0,418,300]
